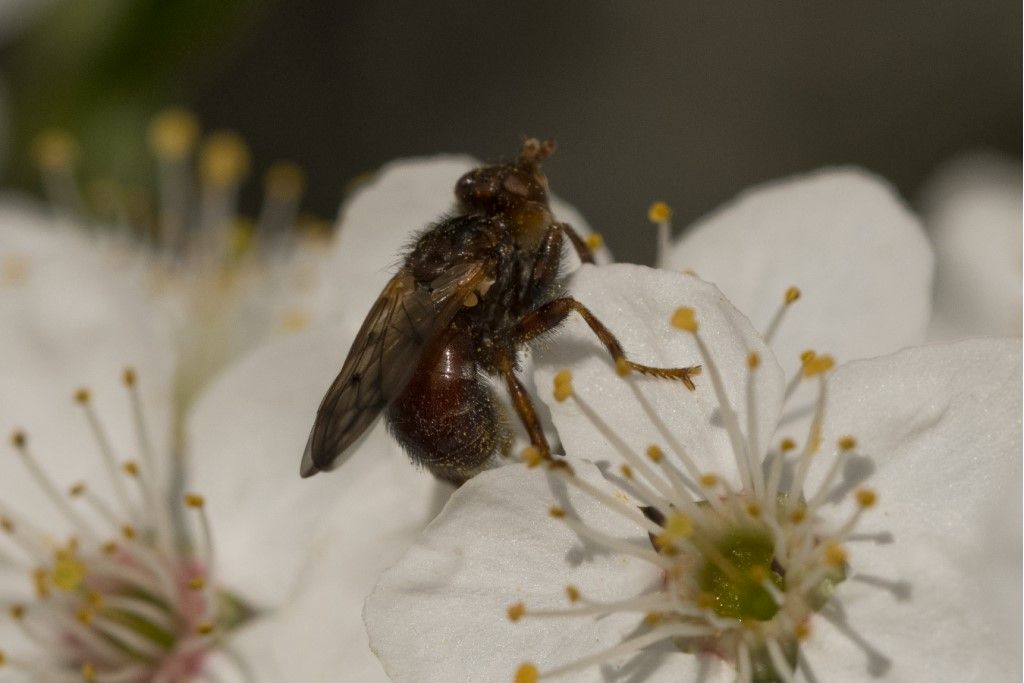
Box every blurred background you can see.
[0,0,1019,264]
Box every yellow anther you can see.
[646,444,664,463]
[647,201,672,223]
[789,508,807,524]
[520,446,543,468]
[664,513,693,539]
[585,233,604,250]
[0,517,12,532]
[0,649,5,666]
[619,464,634,479]
[696,592,716,610]
[779,437,796,452]
[552,369,573,402]
[199,131,251,187]
[32,129,78,170]
[184,493,205,508]
[264,160,306,199]
[32,568,49,599]
[507,602,526,622]
[69,482,86,497]
[565,585,580,603]
[196,622,215,635]
[643,612,663,625]
[148,108,200,159]
[802,354,834,377]
[122,461,139,476]
[784,286,801,304]
[87,592,103,607]
[699,473,719,488]
[76,607,93,625]
[462,292,479,308]
[102,541,119,555]
[280,308,312,332]
[9,604,25,620]
[748,565,769,582]
[682,268,698,277]
[122,367,137,387]
[514,663,539,683]
[824,542,848,567]
[228,218,255,256]
[614,356,631,376]
[671,307,698,333]
[746,503,762,519]
[121,524,137,540]
[795,622,811,640]
[800,350,816,363]
[189,576,205,591]
[82,662,96,682]
[747,352,760,369]
[838,436,857,451]
[10,430,26,449]
[74,388,91,404]
[855,488,878,509]
[1,255,29,285]
[548,506,566,519]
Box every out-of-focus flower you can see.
[21,113,334,413]
[917,152,1022,341]
[364,264,1021,682]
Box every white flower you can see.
[364,263,1021,682]
[917,152,1022,341]
[23,116,335,410]
[0,150,600,680]
[658,168,933,377]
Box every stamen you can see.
[766,638,797,683]
[257,161,305,239]
[122,369,174,555]
[786,374,829,508]
[584,233,604,251]
[74,389,137,519]
[647,201,672,268]
[32,129,83,216]
[671,308,754,494]
[530,623,715,680]
[745,352,766,498]
[552,370,573,402]
[10,431,99,542]
[763,286,801,344]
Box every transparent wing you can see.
[301,262,489,476]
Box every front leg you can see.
[525,222,595,304]
[513,297,701,390]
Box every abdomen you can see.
[385,327,507,485]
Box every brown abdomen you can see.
[385,327,507,485]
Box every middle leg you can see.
[513,297,701,390]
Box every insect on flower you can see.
[301,139,701,484]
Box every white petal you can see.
[534,263,784,485]
[804,339,1022,681]
[667,169,933,377]
[919,153,1022,341]
[234,452,439,682]
[0,202,175,536]
[185,323,434,608]
[366,459,682,683]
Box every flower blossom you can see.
[365,263,1021,682]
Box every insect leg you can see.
[558,223,596,265]
[497,351,553,457]
[514,298,701,389]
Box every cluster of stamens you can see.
[511,288,895,682]
[0,370,245,681]
[30,112,332,410]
